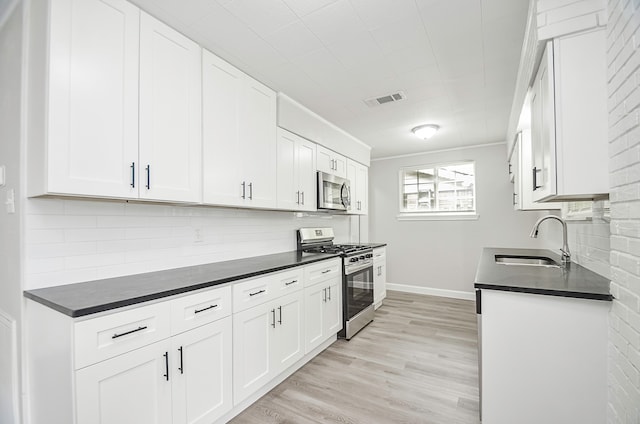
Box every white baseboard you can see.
[386,283,475,301]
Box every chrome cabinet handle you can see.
[271,309,276,328]
[321,269,331,274]
[178,346,184,374]
[296,191,300,204]
[323,288,327,302]
[532,167,541,191]
[241,181,246,199]
[248,182,253,200]
[285,280,297,286]
[130,162,135,188]
[327,286,331,301]
[278,306,282,325]
[249,289,265,297]
[145,165,150,189]
[301,191,304,205]
[112,326,147,339]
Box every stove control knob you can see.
[350,257,359,263]
[365,253,373,258]
[359,255,365,260]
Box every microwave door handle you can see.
[340,183,351,209]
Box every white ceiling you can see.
[130,0,529,159]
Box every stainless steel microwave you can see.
[317,171,351,211]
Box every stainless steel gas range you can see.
[297,227,374,340]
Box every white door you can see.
[139,12,202,203]
[241,78,277,208]
[47,0,139,198]
[304,283,325,354]
[202,49,244,207]
[75,340,172,424]
[333,154,347,179]
[171,318,233,424]
[297,137,317,211]
[316,145,334,176]
[276,129,299,210]
[232,301,274,405]
[324,276,342,336]
[272,291,304,373]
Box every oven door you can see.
[317,172,351,211]
[344,262,374,320]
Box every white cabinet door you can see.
[373,248,387,308]
[241,78,277,208]
[304,282,325,354]
[297,137,317,211]
[139,12,202,203]
[171,318,232,424]
[272,291,305,373]
[47,0,139,198]
[317,145,346,178]
[202,49,244,207]
[276,129,316,211]
[75,340,172,424]
[323,275,342,336]
[276,129,299,210]
[347,159,368,215]
[232,301,274,405]
[531,43,556,202]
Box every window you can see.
[398,161,477,220]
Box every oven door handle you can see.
[345,262,373,275]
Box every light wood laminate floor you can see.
[230,290,480,424]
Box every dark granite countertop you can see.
[360,242,387,249]
[24,251,341,318]
[474,247,612,301]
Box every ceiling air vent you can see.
[364,91,406,107]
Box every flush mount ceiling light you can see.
[412,124,440,140]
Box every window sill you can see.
[396,212,479,221]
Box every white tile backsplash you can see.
[24,198,353,289]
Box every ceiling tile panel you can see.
[264,20,324,58]
[302,0,368,46]
[282,0,339,18]
[221,0,299,37]
[370,14,432,55]
[349,0,418,30]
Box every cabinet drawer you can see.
[74,301,171,369]
[304,258,342,287]
[233,274,274,313]
[271,268,304,297]
[170,285,231,335]
[373,247,386,260]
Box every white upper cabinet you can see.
[509,130,559,211]
[202,50,277,209]
[317,145,347,178]
[40,0,140,198]
[139,13,202,203]
[346,159,368,215]
[276,128,316,211]
[530,28,608,202]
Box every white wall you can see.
[607,0,640,421]
[0,2,23,423]
[369,143,557,296]
[24,198,353,290]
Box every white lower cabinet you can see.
[171,318,233,424]
[28,258,342,424]
[304,270,341,354]
[373,247,387,309]
[233,290,304,405]
[76,340,173,424]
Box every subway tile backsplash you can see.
[24,198,353,290]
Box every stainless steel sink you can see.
[494,254,560,268]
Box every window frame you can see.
[397,160,479,221]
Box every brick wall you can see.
[607,0,640,421]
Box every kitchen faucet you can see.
[529,215,571,266]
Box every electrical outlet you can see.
[194,228,203,243]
